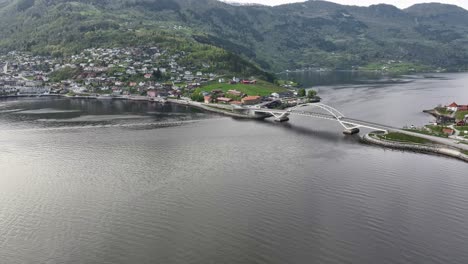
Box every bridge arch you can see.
[287,103,386,132]
[289,103,345,119]
[248,102,387,132]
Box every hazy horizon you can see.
[225,0,468,10]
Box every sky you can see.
[227,0,468,10]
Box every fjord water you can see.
[1,73,467,264]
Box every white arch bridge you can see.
[244,103,393,133]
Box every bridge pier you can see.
[343,128,360,135]
[274,116,290,122]
[273,112,290,122]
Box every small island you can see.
[364,102,468,163]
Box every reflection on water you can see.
[1,73,468,264]
[279,70,454,87]
[279,70,402,86]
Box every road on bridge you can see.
[255,106,468,152]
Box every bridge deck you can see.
[250,106,468,151]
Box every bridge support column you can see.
[343,128,360,135]
[273,112,290,122]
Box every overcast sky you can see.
[228,0,468,10]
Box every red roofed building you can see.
[147,89,157,98]
[458,105,468,111]
[447,102,468,111]
[241,80,257,85]
[242,96,261,105]
[216,97,232,104]
[442,128,455,135]
[447,102,459,111]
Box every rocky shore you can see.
[363,133,468,163]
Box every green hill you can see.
[1,0,468,72]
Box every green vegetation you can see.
[456,111,468,120]
[426,125,451,137]
[435,107,451,115]
[1,0,468,72]
[379,132,431,144]
[404,125,451,138]
[297,88,306,97]
[190,93,204,102]
[49,67,81,82]
[307,90,317,98]
[195,80,287,97]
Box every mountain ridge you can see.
[1,0,468,72]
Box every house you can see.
[242,96,262,105]
[458,105,468,111]
[146,89,158,98]
[447,102,459,112]
[271,91,295,99]
[227,90,242,97]
[230,77,240,84]
[241,79,257,85]
[442,128,455,136]
[144,73,152,79]
[204,96,212,104]
[216,97,232,104]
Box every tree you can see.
[191,92,204,102]
[307,90,317,98]
[298,88,306,97]
[152,69,162,81]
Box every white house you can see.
[447,102,458,112]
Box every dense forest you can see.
[1,0,468,72]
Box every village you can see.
[415,102,468,141]
[0,47,308,108]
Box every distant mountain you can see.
[220,1,266,6]
[1,0,468,72]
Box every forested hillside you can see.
[1,0,468,72]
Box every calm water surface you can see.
[1,73,467,264]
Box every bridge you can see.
[244,103,392,133]
[241,102,468,151]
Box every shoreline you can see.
[3,95,467,162]
[0,94,262,119]
[362,133,468,163]
[166,99,262,119]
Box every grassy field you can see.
[435,107,451,115]
[197,80,287,97]
[379,132,431,144]
[403,125,450,138]
[456,110,468,120]
[426,125,452,136]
